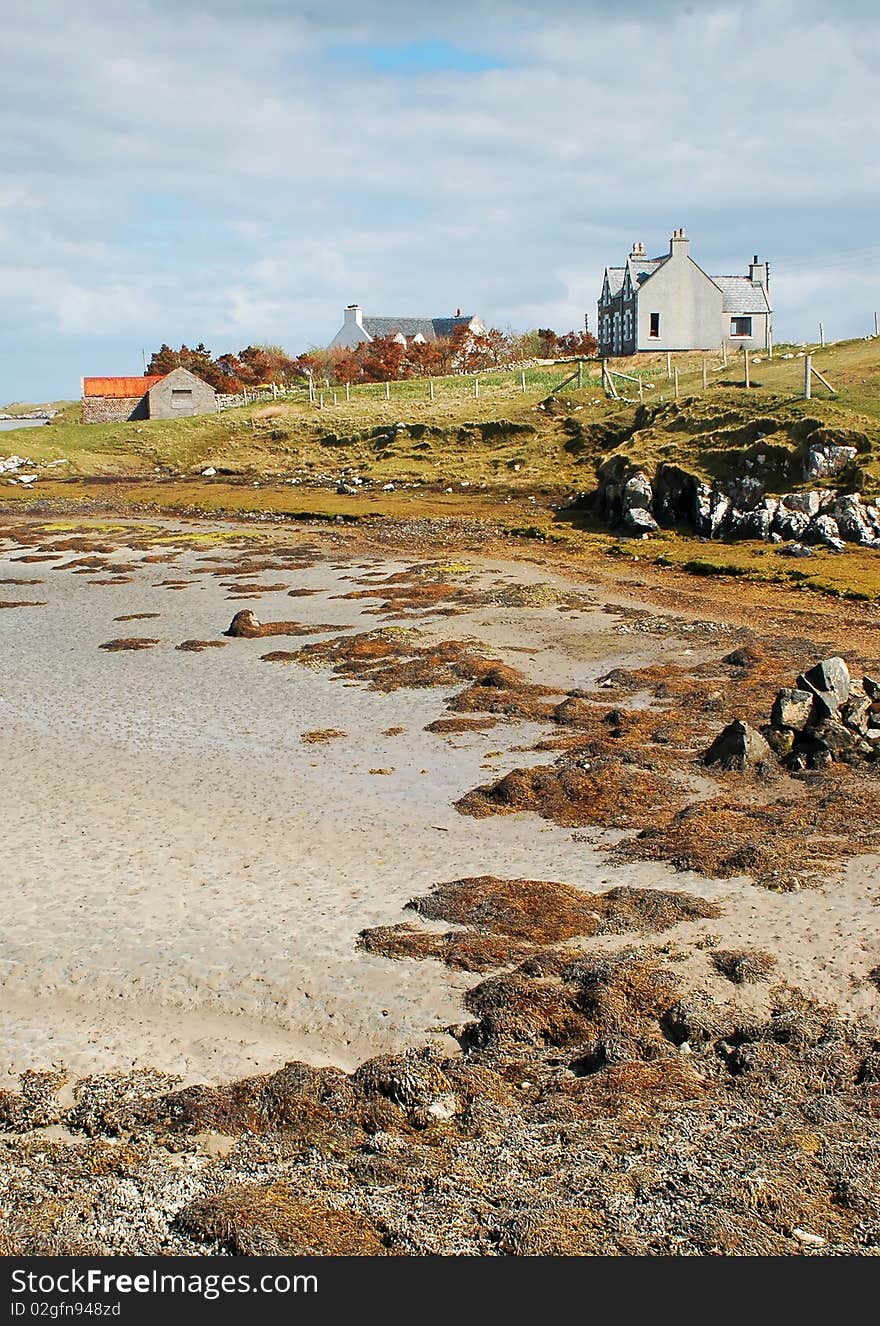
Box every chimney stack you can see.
[748,255,768,287]
[344,304,364,327]
[669,227,689,258]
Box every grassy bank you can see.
[2,337,879,599]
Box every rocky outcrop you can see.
[594,463,880,549]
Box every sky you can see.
[1,0,878,403]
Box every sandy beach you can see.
[1,516,879,1090]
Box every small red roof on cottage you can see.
[82,375,166,398]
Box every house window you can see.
[730,316,753,337]
[649,313,660,338]
[171,389,193,409]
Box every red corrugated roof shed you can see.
[82,375,165,398]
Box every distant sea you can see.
[0,419,49,432]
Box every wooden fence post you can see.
[767,328,773,359]
[702,359,708,389]
[345,382,350,402]
[333,392,338,406]
[319,392,324,409]
[385,381,390,401]
[804,354,812,400]
[577,360,583,388]
[666,352,672,380]
[474,377,479,399]
[521,371,526,392]
[819,322,825,348]
[721,342,728,368]
[639,376,644,402]
[874,312,879,336]
[429,379,434,401]
[673,367,679,399]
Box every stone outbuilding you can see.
[81,367,217,423]
[597,228,772,356]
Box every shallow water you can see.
[0,417,48,431]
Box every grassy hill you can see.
[1,337,878,504]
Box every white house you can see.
[328,305,486,351]
[597,229,773,356]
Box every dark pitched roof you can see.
[361,315,476,342]
[431,316,475,338]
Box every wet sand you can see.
[1,519,879,1086]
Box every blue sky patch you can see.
[327,39,501,75]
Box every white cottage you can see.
[328,305,486,351]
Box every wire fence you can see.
[216,343,841,415]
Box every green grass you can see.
[3,336,879,507]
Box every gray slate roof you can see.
[712,276,772,314]
[628,256,667,286]
[605,257,667,300]
[361,315,474,342]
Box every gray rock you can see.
[694,483,733,538]
[770,688,814,729]
[776,542,814,558]
[841,695,872,734]
[799,656,850,706]
[804,443,857,480]
[703,720,772,772]
[808,514,845,551]
[623,506,659,534]
[864,675,880,701]
[831,494,877,546]
[773,508,811,541]
[734,506,774,539]
[780,490,821,518]
[802,718,872,763]
[623,471,653,512]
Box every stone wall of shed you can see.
[81,395,148,424]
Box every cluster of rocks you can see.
[616,467,878,550]
[705,657,880,773]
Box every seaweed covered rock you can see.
[224,609,262,637]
